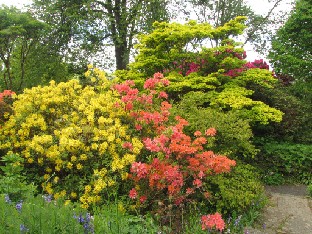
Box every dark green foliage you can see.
[269,0,312,81]
[251,83,312,144]
[254,140,312,184]
[32,0,171,70]
[0,6,46,91]
[12,45,72,90]
[206,164,265,215]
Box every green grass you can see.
[0,192,266,233]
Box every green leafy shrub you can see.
[250,82,312,144]
[206,164,265,215]
[171,91,257,158]
[254,140,312,184]
[119,18,283,128]
[0,153,36,202]
[116,18,283,163]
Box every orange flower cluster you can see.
[0,90,15,103]
[201,212,225,232]
[114,73,235,225]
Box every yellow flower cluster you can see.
[0,66,144,208]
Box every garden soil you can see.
[247,185,312,234]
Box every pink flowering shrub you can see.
[113,72,236,227]
[201,212,225,232]
[0,90,15,126]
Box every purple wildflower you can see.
[20,224,29,233]
[16,200,23,213]
[234,215,242,226]
[5,194,11,204]
[43,194,52,203]
[74,213,94,234]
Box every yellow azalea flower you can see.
[118,202,126,213]
[67,162,73,169]
[76,163,83,170]
[80,154,88,160]
[60,190,66,197]
[107,134,115,142]
[81,203,89,209]
[43,174,50,180]
[121,172,128,180]
[64,200,71,206]
[71,156,77,162]
[38,158,43,165]
[85,185,92,193]
[46,168,52,173]
[54,193,60,199]
[55,165,61,172]
[91,143,98,150]
[53,176,59,184]
[27,158,34,163]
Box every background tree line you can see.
[1,0,294,91]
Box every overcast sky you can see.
[0,0,293,13]
[0,0,294,65]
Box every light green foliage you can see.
[206,164,265,215]
[171,91,257,158]
[132,17,247,75]
[0,153,36,202]
[238,68,276,88]
[165,71,221,93]
[118,18,283,127]
[0,195,87,233]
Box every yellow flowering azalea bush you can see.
[0,66,143,209]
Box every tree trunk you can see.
[115,40,129,70]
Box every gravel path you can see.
[247,185,312,234]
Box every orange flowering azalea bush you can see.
[113,72,236,226]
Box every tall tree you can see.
[0,6,46,91]
[182,0,287,52]
[32,0,170,70]
[269,0,312,81]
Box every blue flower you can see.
[234,215,242,226]
[16,200,23,213]
[43,194,52,203]
[4,194,11,204]
[20,224,29,233]
[73,213,94,234]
